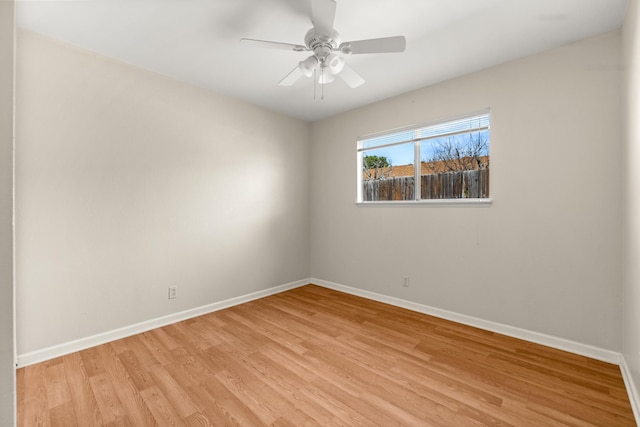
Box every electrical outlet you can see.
[403,276,410,287]
[168,286,177,299]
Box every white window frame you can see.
[357,109,492,205]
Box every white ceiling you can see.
[17,0,628,122]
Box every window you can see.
[357,110,490,203]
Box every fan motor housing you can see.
[305,28,341,54]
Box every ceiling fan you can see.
[240,0,406,88]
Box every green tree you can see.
[363,155,390,169]
[363,155,392,180]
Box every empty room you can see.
[2,0,640,425]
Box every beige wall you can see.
[310,31,623,351]
[623,0,640,411]
[15,31,310,356]
[0,1,15,425]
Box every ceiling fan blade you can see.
[279,65,304,86]
[311,0,336,37]
[338,63,365,88]
[241,38,307,52]
[339,36,406,54]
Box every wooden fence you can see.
[362,169,489,201]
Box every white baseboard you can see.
[311,278,622,365]
[16,279,310,368]
[620,355,640,425]
[17,277,623,367]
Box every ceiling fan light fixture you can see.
[327,53,345,74]
[318,69,335,84]
[299,56,318,77]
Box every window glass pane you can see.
[420,129,490,199]
[362,143,414,201]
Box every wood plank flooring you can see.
[17,284,636,426]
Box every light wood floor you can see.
[17,284,636,426]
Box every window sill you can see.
[356,198,492,207]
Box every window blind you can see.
[359,111,490,151]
